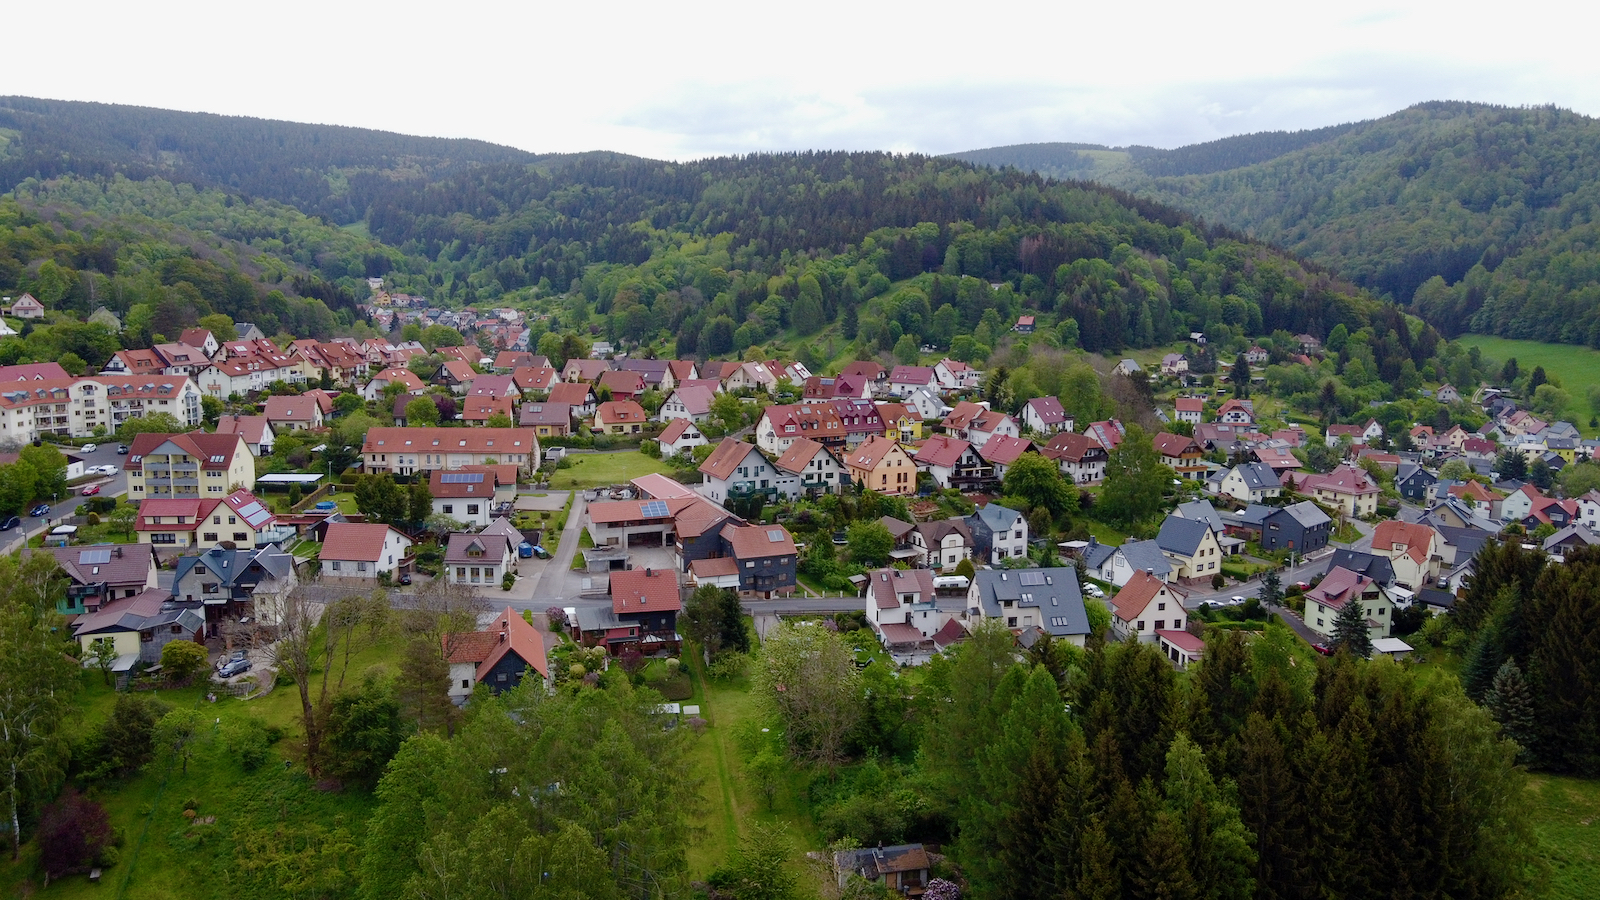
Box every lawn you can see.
[1,623,410,898]
[546,451,673,490]
[1462,335,1600,435]
[1526,774,1600,898]
[680,643,823,888]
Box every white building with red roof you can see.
[658,418,708,458]
[320,522,413,580]
[213,415,276,456]
[865,567,946,658]
[1291,464,1381,517]
[1303,566,1393,640]
[1109,570,1188,643]
[1021,396,1072,434]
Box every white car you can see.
[82,443,97,453]
[95,465,119,476]
[1084,584,1105,599]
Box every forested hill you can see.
[961,103,1600,347]
[0,96,557,223]
[1,98,1438,376]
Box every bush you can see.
[502,571,515,591]
[86,512,101,526]
[160,640,208,683]
[222,717,274,772]
[1211,573,1226,590]
[706,650,748,680]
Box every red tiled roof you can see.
[362,427,537,456]
[263,395,321,422]
[978,434,1033,466]
[548,383,594,406]
[699,438,760,480]
[611,567,682,614]
[659,418,694,443]
[321,523,406,562]
[128,431,247,470]
[595,400,646,424]
[1110,570,1166,623]
[721,522,796,559]
[914,435,973,468]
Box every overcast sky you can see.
[9,1,1600,160]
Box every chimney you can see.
[115,547,123,558]
[499,630,507,643]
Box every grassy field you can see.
[1462,335,1600,434]
[1,626,409,898]
[547,451,673,490]
[1527,774,1600,898]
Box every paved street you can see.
[1,442,132,554]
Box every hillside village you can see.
[1,276,1591,694]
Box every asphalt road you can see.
[0,442,132,554]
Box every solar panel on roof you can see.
[767,529,784,542]
[1018,572,1046,586]
[640,500,670,518]
[78,549,112,565]
[440,473,485,483]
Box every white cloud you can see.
[6,0,1600,159]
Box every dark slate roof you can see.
[1418,588,1456,609]
[1156,516,1211,557]
[1173,500,1226,533]
[1324,549,1396,585]
[970,568,1089,638]
[1272,500,1331,529]
[1435,525,1491,560]
[1117,539,1172,578]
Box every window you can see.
[1155,620,1165,630]
[1157,602,1166,611]
[1137,620,1146,631]
[331,561,341,571]
[746,561,754,568]
[462,679,470,689]
[467,504,479,515]
[233,532,247,542]
[1007,617,1017,627]
[203,532,218,542]
[442,504,453,514]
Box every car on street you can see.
[91,465,117,475]
[217,656,252,678]
[82,443,97,453]
[82,484,101,496]
[0,516,19,531]
[29,504,51,517]
[1228,595,1246,605]
[116,445,129,454]
[1083,583,1105,598]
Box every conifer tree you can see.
[1236,713,1306,899]
[1484,658,1537,764]
[1330,596,1373,658]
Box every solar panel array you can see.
[440,473,485,484]
[640,500,670,518]
[78,549,112,565]
[1018,572,1046,586]
[767,529,785,542]
[237,500,274,528]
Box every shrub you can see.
[706,650,749,680]
[502,571,515,590]
[86,512,101,526]
[38,789,114,880]
[546,606,569,628]
[160,640,208,683]
[222,717,274,772]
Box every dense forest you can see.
[0,98,1440,372]
[970,103,1600,347]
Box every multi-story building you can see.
[361,427,540,477]
[0,376,202,443]
[126,431,254,499]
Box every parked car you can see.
[1313,642,1334,656]
[82,443,97,453]
[1084,584,1105,599]
[217,657,252,678]
[1226,595,1246,605]
[216,650,246,669]
[398,572,412,586]
[0,516,19,531]
[116,445,129,455]
[93,465,118,476]
[82,484,101,496]
[29,504,50,517]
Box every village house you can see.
[865,568,950,659]
[1213,461,1283,503]
[1303,567,1394,640]
[1153,432,1207,481]
[1214,398,1255,425]
[910,519,973,569]
[170,545,298,632]
[445,607,549,700]
[37,544,159,617]
[771,436,847,496]
[845,436,917,496]
[126,431,255,499]
[320,522,413,580]
[7,292,45,318]
[1156,515,1223,583]
[978,434,1036,481]
[875,401,924,443]
[1257,501,1332,554]
[658,418,708,458]
[1291,465,1381,517]
[593,400,649,434]
[430,466,513,528]
[1161,353,1189,376]
[966,503,1028,565]
[1369,520,1441,590]
[361,427,540,476]
[719,522,798,597]
[519,402,572,437]
[71,590,204,669]
[834,845,932,895]
[887,365,939,397]
[934,358,981,392]
[658,385,716,423]
[548,382,598,419]
[1106,539,1174,587]
[1109,570,1187,642]
[968,568,1091,646]
[1040,432,1108,483]
[213,415,276,456]
[1021,396,1072,434]
[755,403,846,454]
[914,435,992,491]
[699,438,795,505]
[1174,396,1204,425]
[839,360,888,393]
[443,528,517,586]
[598,369,646,402]
[361,367,427,401]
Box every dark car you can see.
[217,657,252,678]
[116,444,129,454]
[398,572,413,586]
[0,516,19,531]
[28,504,50,517]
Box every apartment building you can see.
[126,431,255,499]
